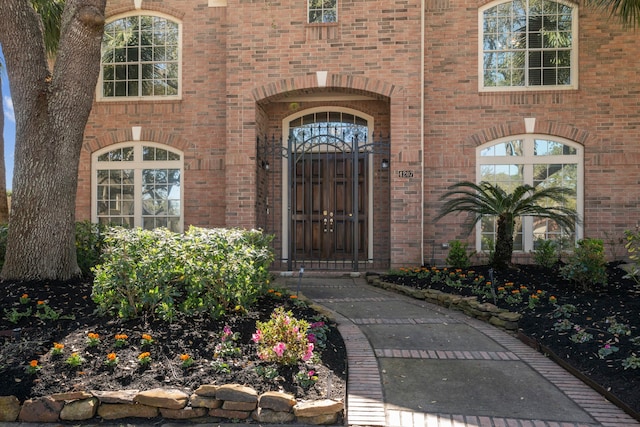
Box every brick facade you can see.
[78,0,640,270]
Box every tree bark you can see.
[493,214,514,270]
[0,0,106,280]
[0,77,7,223]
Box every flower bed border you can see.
[0,383,344,424]
[367,275,521,333]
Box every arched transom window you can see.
[476,135,583,252]
[92,143,183,232]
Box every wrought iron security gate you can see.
[258,120,390,271]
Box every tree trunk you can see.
[0,0,106,280]
[493,214,514,270]
[0,79,7,223]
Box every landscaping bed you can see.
[0,277,347,420]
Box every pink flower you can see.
[302,343,314,361]
[310,321,325,329]
[222,325,232,341]
[308,370,315,377]
[273,342,286,357]
[605,344,611,349]
[252,330,262,343]
[307,333,317,343]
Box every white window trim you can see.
[475,134,584,253]
[92,142,184,232]
[97,11,183,102]
[478,0,579,92]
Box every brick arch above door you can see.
[251,73,402,103]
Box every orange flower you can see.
[141,334,152,341]
[138,352,151,359]
[88,332,99,340]
[37,300,45,305]
[53,342,64,350]
[179,354,190,361]
[107,353,117,361]
[29,360,38,368]
[289,295,298,299]
[512,289,520,294]
[115,334,128,340]
[21,294,28,299]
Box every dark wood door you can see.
[291,153,366,261]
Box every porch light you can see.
[381,158,390,170]
[261,160,270,170]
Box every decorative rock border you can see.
[0,384,343,425]
[367,275,521,333]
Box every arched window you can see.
[99,13,181,99]
[476,135,583,252]
[479,0,578,91]
[92,143,183,232]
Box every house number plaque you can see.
[398,170,414,178]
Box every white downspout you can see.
[420,0,425,266]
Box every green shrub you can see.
[532,239,558,269]
[445,240,472,269]
[559,238,607,291]
[179,227,274,318]
[623,228,640,287]
[91,226,274,321]
[75,221,109,278]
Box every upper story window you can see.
[308,0,337,23]
[476,135,583,252]
[92,143,183,232]
[479,0,577,91]
[100,13,181,100]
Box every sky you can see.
[1,46,14,190]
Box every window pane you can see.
[102,15,180,98]
[480,140,523,156]
[482,0,574,89]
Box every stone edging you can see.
[366,275,521,333]
[0,384,343,425]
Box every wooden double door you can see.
[291,153,367,263]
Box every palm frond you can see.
[30,0,64,56]
[586,0,640,28]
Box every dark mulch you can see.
[0,278,347,405]
[381,262,640,417]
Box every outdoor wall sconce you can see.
[381,158,390,170]
[261,160,270,170]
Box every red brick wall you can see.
[422,0,640,264]
[78,0,640,269]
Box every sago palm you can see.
[435,181,580,270]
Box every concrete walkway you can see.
[276,274,640,427]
